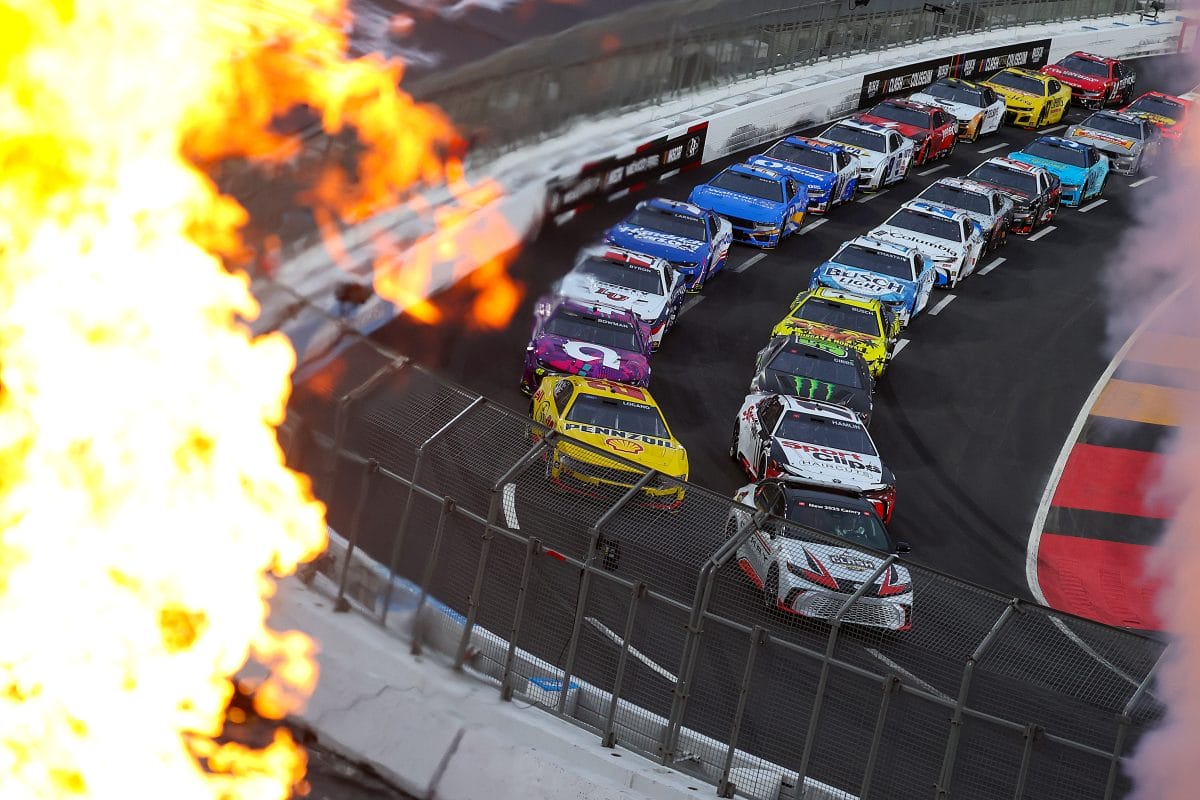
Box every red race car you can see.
[1122,90,1192,147]
[1040,51,1136,109]
[852,98,957,165]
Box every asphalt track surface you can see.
[297,54,1193,800]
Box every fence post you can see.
[321,358,407,505]
[859,675,902,799]
[601,581,648,748]
[409,496,457,656]
[1011,723,1042,800]
[380,396,485,626]
[500,536,543,701]
[556,469,658,716]
[1103,650,1164,800]
[797,555,897,785]
[934,600,1019,798]
[334,458,379,612]
[717,625,770,798]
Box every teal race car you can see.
[1006,136,1108,207]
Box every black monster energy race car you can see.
[749,334,875,425]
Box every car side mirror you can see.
[895,541,912,554]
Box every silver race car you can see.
[914,177,1013,253]
[1065,109,1164,176]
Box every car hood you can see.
[1005,152,1087,181]
[909,94,975,120]
[988,84,1041,101]
[530,334,648,382]
[558,423,688,479]
[559,274,668,321]
[1125,110,1178,128]
[606,223,705,261]
[858,115,925,139]
[1041,66,1107,90]
[821,140,885,168]
[814,263,913,303]
[1066,126,1140,154]
[869,226,964,259]
[967,179,1034,205]
[756,369,870,415]
[773,319,880,351]
[777,539,911,591]
[746,155,836,189]
[773,437,884,490]
[688,185,785,221]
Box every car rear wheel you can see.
[764,566,780,610]
[728,427,740,462]
[757,451,768,480]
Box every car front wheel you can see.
[764,565,780,610]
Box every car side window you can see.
[983,88,998,105]
[837,151,852,170]
[755,481,781,512]
[961,218,972,240]
[759,397,782,433]
[707,213,718,239]
[553,380,574,413]
[1089,148,1100,166]
[888,132,902,151]
[786,178,800,200]
[992,193,1003,214]
[1048,79,1062,96]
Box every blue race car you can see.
[808,236,935,327]
[603,198,733,293]
[746,136,860,213]
[1006,136,1108,207]
[688,163,809,248]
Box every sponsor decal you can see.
[562,341,623,367]
[791,376,837,401]
[824,266,905,294]
[547,122,708,219]
[858,39,1051,107]
[616,225,704,254]
[829,552,875,572]
[876,228,957,254]
[604,437,644,455]
[563,421,670,447]
[1072,129,1134,149]
[780,440,882,473]
[783,320,873,346]
[788,337,850,358]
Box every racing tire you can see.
[1096,174,1108,199]
[943,138,956,159]
[1035,106,1048,129]
[728,428,740,463]
[764,566,780,611]
[757,452,768,481]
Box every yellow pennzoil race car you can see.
[531,376,689,509]
[980,67,1071,129]
[770,288,900,379]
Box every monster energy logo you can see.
[792,376,836,400]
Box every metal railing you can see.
[402,0,1175,156]
[283,337,1167,800]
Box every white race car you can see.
[914,177,1013,253]
[730,393,896,522]
[910,77,1006,141]
[816,119,914,191]
[868,200,987,289]
[729,479,913,631]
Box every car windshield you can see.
[922,82,984,107]
[768,345,865,389]
[794,298,882,336]
[763,141,835,171]
[823,124,886,152]
[969,162,1038,194]
[710,169,784,202]
[775,411,876,455]
[1081,114,1143,139]
[868,103,932,128]
[784,497,891,551]
[626,206,707,241]
[575,256,664,295]
[544,308,639,351]
[886,208,962,242]
[1059,55,1110,77]
[566,394,669,439]
[918,183,992,215]
[1022,140,1089,167]
[988,71,1044,95]
[1127,95,1185,119]
[833,243,915,280]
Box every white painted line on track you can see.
[978,257,1006,276]
[979,141,1009,154]
[733,252,768,273]
[892,338,910,358]
[1130,174,1158,188]
[867,648,953,702]
[800,218,829,235]
[586,617,677,681]
[502,483,520,530]
[1042,123,1068,134]
[1027,224,1057,242]
[857,188,890,203]
[679,295,705,316]
[927,293,957,315]
[917,163,949,176]
[1079,198,1108,213]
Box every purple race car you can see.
[520,296,653,395]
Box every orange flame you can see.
[0,0,516,797]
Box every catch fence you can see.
[283,337,1167,800]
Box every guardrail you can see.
[405,0,1180,156]
[283,336,1167,800]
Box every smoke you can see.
[1107,51,1200,799]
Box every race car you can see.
[770,287,900,379]
[1065,110,1163,176]
[816,119,915,191]
[966,157,1061,234]
[730,394,896,522]
[729,480,912,630]
[909,77,1005,141]
[1007,136,1108,207]
[867,200,987,289]
[603,198,732,293]
[747,136,859,213]
[852,98,958,165]
[531,376,687,509]
[808,236,935,328]
[914,177,1013,253]
[980,67,1071,128]
[749,334,874,424]
[1122,91,1192,146]
[520,296,652,394]
[1041,51,1136,109]
[688,163,809,248]
[557,245,686,350]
